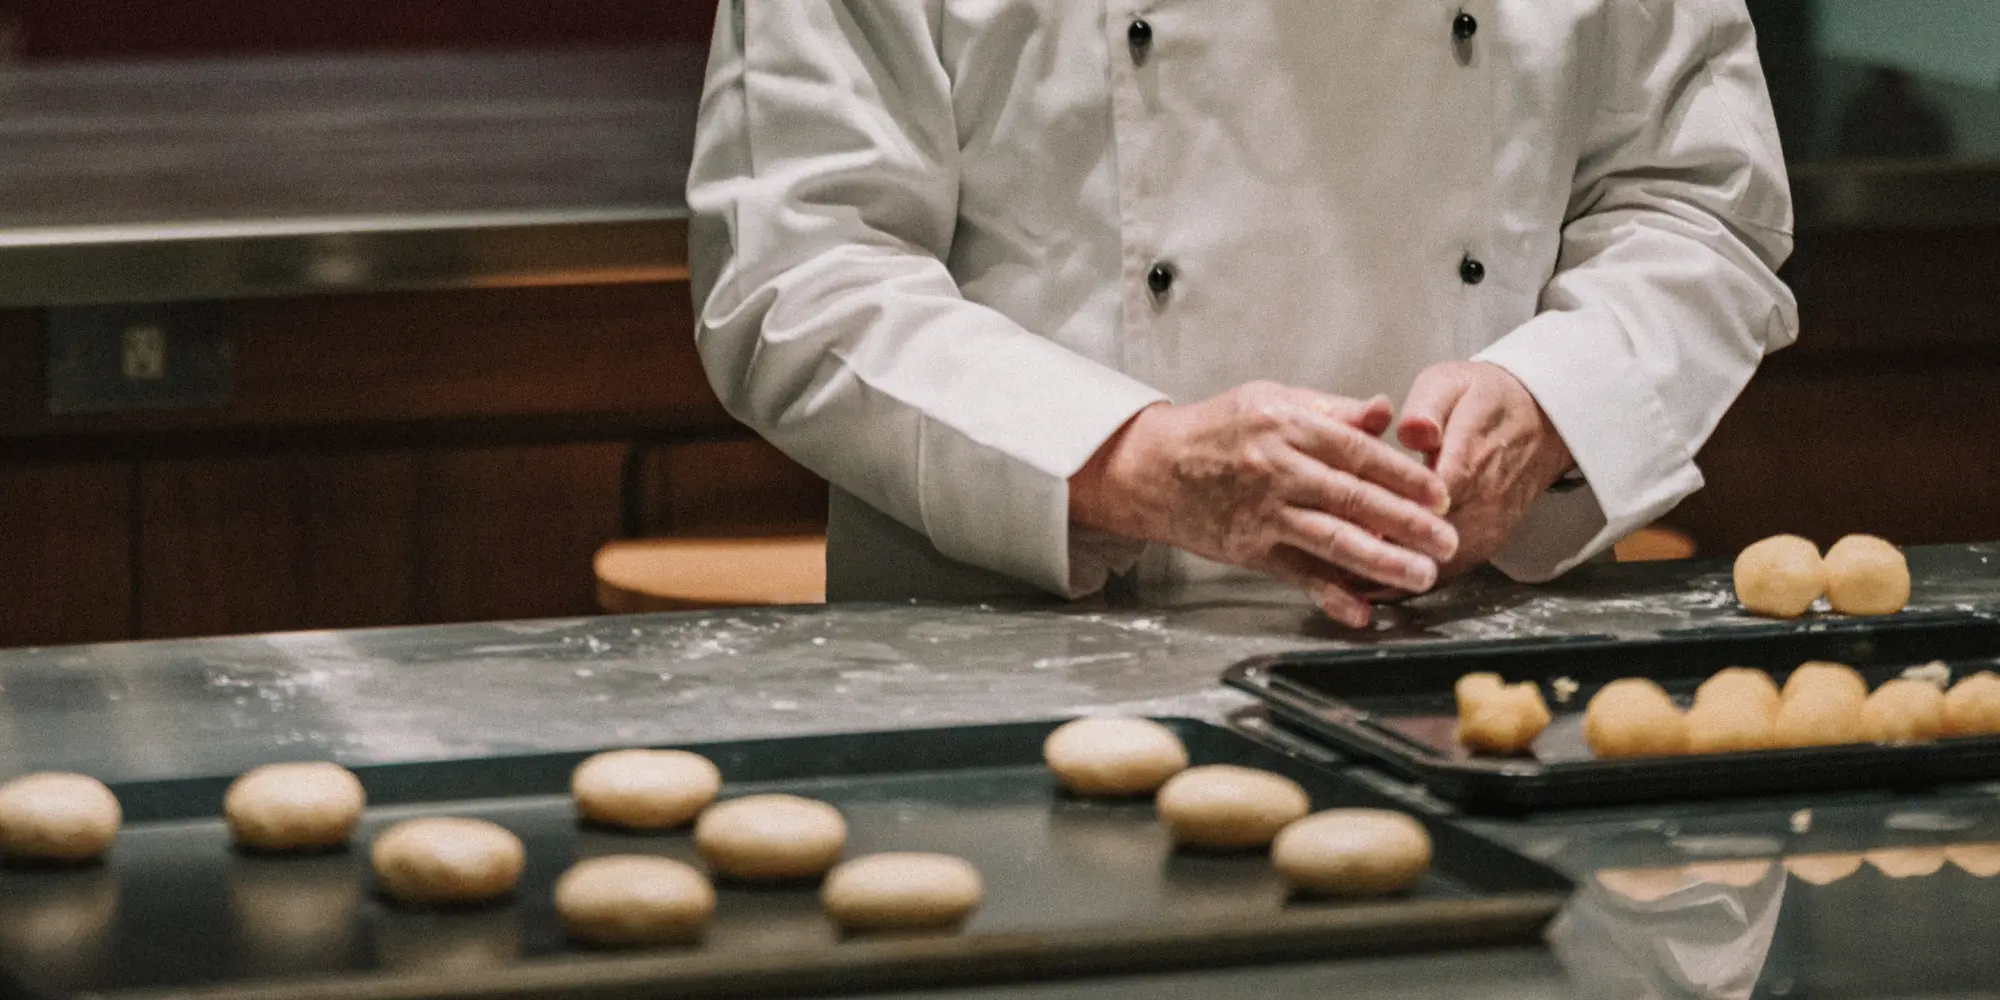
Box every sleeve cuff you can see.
[1474,310,1706,582]
[916,365,1166,598]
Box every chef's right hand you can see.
[1069,382,1458,627]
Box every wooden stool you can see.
[594,535,827,612]
[1613,526,1698,562]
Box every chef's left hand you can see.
[1395,361,1575,582]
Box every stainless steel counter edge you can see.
[0,210,690,309]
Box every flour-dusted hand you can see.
[1396,361,1575,581]
[1070,382,1457,627]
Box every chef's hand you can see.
[1070,382,1458,627]
[1396,361,1574,581]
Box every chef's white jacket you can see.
[687,0,1798,603]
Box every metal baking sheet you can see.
[0,719,1570,1000]
[1224,613,2000,813]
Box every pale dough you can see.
[1823,534,1910,616]
[1582,679,1687,758]
[1733,535,1826,618]
[694,794,847,881]
[1785,852,1864,885]
[1042,717,1189,797]
[1943,672,2000,736]
[371,818,525,905]
[1270,809,1431,897]
[225,762,366,851]
[1860,678,1945,743]
[555,855,715,946]
[0,773,121,863]
[1453,673,1551,756]
[1154,765,1311,850]
[821,852,983,932]
[1686,698,1778,754]
[1773,688,1866,748]
[1696,667,1782,718]
[1782,661,1869,704]
[571,749,721,831]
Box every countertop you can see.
[3,544,1999,999]
[2,45,1997,309]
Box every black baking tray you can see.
[1223,613,2000,813]
[0,719,1571,1000]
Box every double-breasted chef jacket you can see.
[688,0,1798,603]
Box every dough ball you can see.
[225,762,366,851]
[1782,661,1869,705]
[0,773,121,863]
[1823,534,1910,616]
[371,818,525,905]
[1943,672,2000,736]
[555,855,715,946]
[1455,676,1552,756]
[1695,667,1782,718]
[571,750,721,831]
[1947,842,2000,878]
[1861,678,1945,743]
[1866,846,1947,879]
[1154,765,1311,850]
[1785,852,1864,886]
[1042,717,1189,797]
[1685,698,1778,754]
[1773,688,1866,748]
[1270,809,1431,897]
[821,853,983,932]
[694,794,846,881]
[1734,535,1826,618]
[1582,679,1687,759]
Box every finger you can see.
[1306,392,1394,436]
[1397,369,1470,457]
[1276,451,1459,562]
[1286,417,1450,513]
[1433,385,1502,498]
[1254,546,1373,628]
[1277,507,1440,594]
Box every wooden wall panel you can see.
[138,453,421,638]
[1670,359,2000,555]
[643,437,827,537]
[0,463,132,647]
[418,443,626,623]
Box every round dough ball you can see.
[371,818,525,905]
[1943,672,2000,737]
[0,773,121,863]
[1270,809,1431,897]
[1734,535,1826,618]
[1823,534,1910,616]
[571,750,721,831]
[1861,678,1945,743]
[226,762,366,851]
[694,794,846,881]
[1583,679,1687,759]
[1773,688,1866,748]
[821,853,983,932]
[1696,668,1782,718]
[1042,717,1189,797]
[1785,852,1864,886]
[1685,698,1778,754]
[1154,765,1311,850]
[1782,661,1869,705]
[555,855,715,946]
[1455,677,1551,756]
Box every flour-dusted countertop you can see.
[3,545,1994,783]
[2,545,1998,1000]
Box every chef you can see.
[686,2,1797,626]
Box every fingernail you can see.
[1432,494,1452,516]
[1406,558,1438,594]
[1433,523,1461,560]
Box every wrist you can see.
[1069,403,1170,541]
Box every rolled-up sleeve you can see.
[686,2,1165,597]
[1475,0,1798,582]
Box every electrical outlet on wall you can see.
[46,303,234,415]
